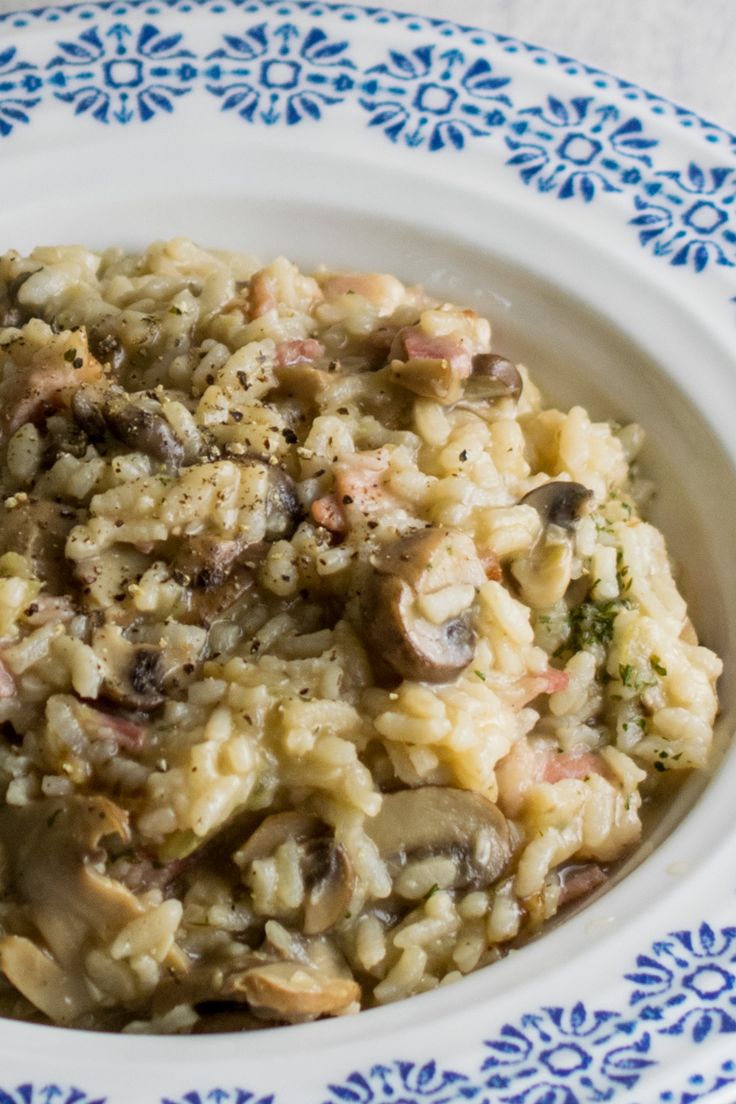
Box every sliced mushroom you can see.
[235,811,324,868]
[389,357,466,405]
[461,354,523,404]
[0,499,81,595]
[365,786,511,893]
[173,533,250,589]
[360,528,485,682]
[262,463,302,540]
[87,327,126,376]
[70,382,108,442]
[72,382,185,470]
[104,388,185,469]
[226,961,359,1022]
[234,811,355,935]
[184,566,255,628]
[274,361,331,404]
[512,481,593,609]
[0,934,96,1024]
[520,481,592,531]
[0,796,142,977]
[93,624,165,712]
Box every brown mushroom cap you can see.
[234,811,355,935]
[183,565,255,628]
[520,481,593,531]
[234,811,324,868]
[261,463,302,540]
[462,354,523,403]
[512,482,592,608]
[104,389,185,469]
[360,528,484,683]
[364,574,476,683]
[365,786,511,892]
[72,382,185,470]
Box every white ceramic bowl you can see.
[0,3,734,1101]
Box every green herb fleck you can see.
[650,655,668,677]
[63,348,77,363]
[474,670,486,682]
[425,884,440,900]
[618,663,637,687]
[565,596,630,654]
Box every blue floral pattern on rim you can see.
[0,44,40,135]
[0,0,733,284]
[360,43,510,151]
[206,20,354,125]
[47,20,196,123]
[158,923,736,1104]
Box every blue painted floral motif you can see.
[0,1088,105,1104]
[322,1060,476,1102]
[360,44,510,150]
[481,1004,653,1103]
[206,21,354,125]
[626,923,736,1044]
[46,22,196,124]
[630,163,736,271]
[0,45,41,136]
[505,94,658,201]
[0,0,734,282]
[162,1091,274,1104]
[321,924,736,1104]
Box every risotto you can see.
[0,239,722,1033]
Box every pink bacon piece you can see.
[89,708,146,754]
[543,749,606,784]
[516,667,570,708]
[311,449,394,534]
[276,339,325,367]
[397,327,473,379]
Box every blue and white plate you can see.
[0,2,735,1101]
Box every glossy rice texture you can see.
[0,239,722,1033]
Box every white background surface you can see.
[0,0,733,130]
